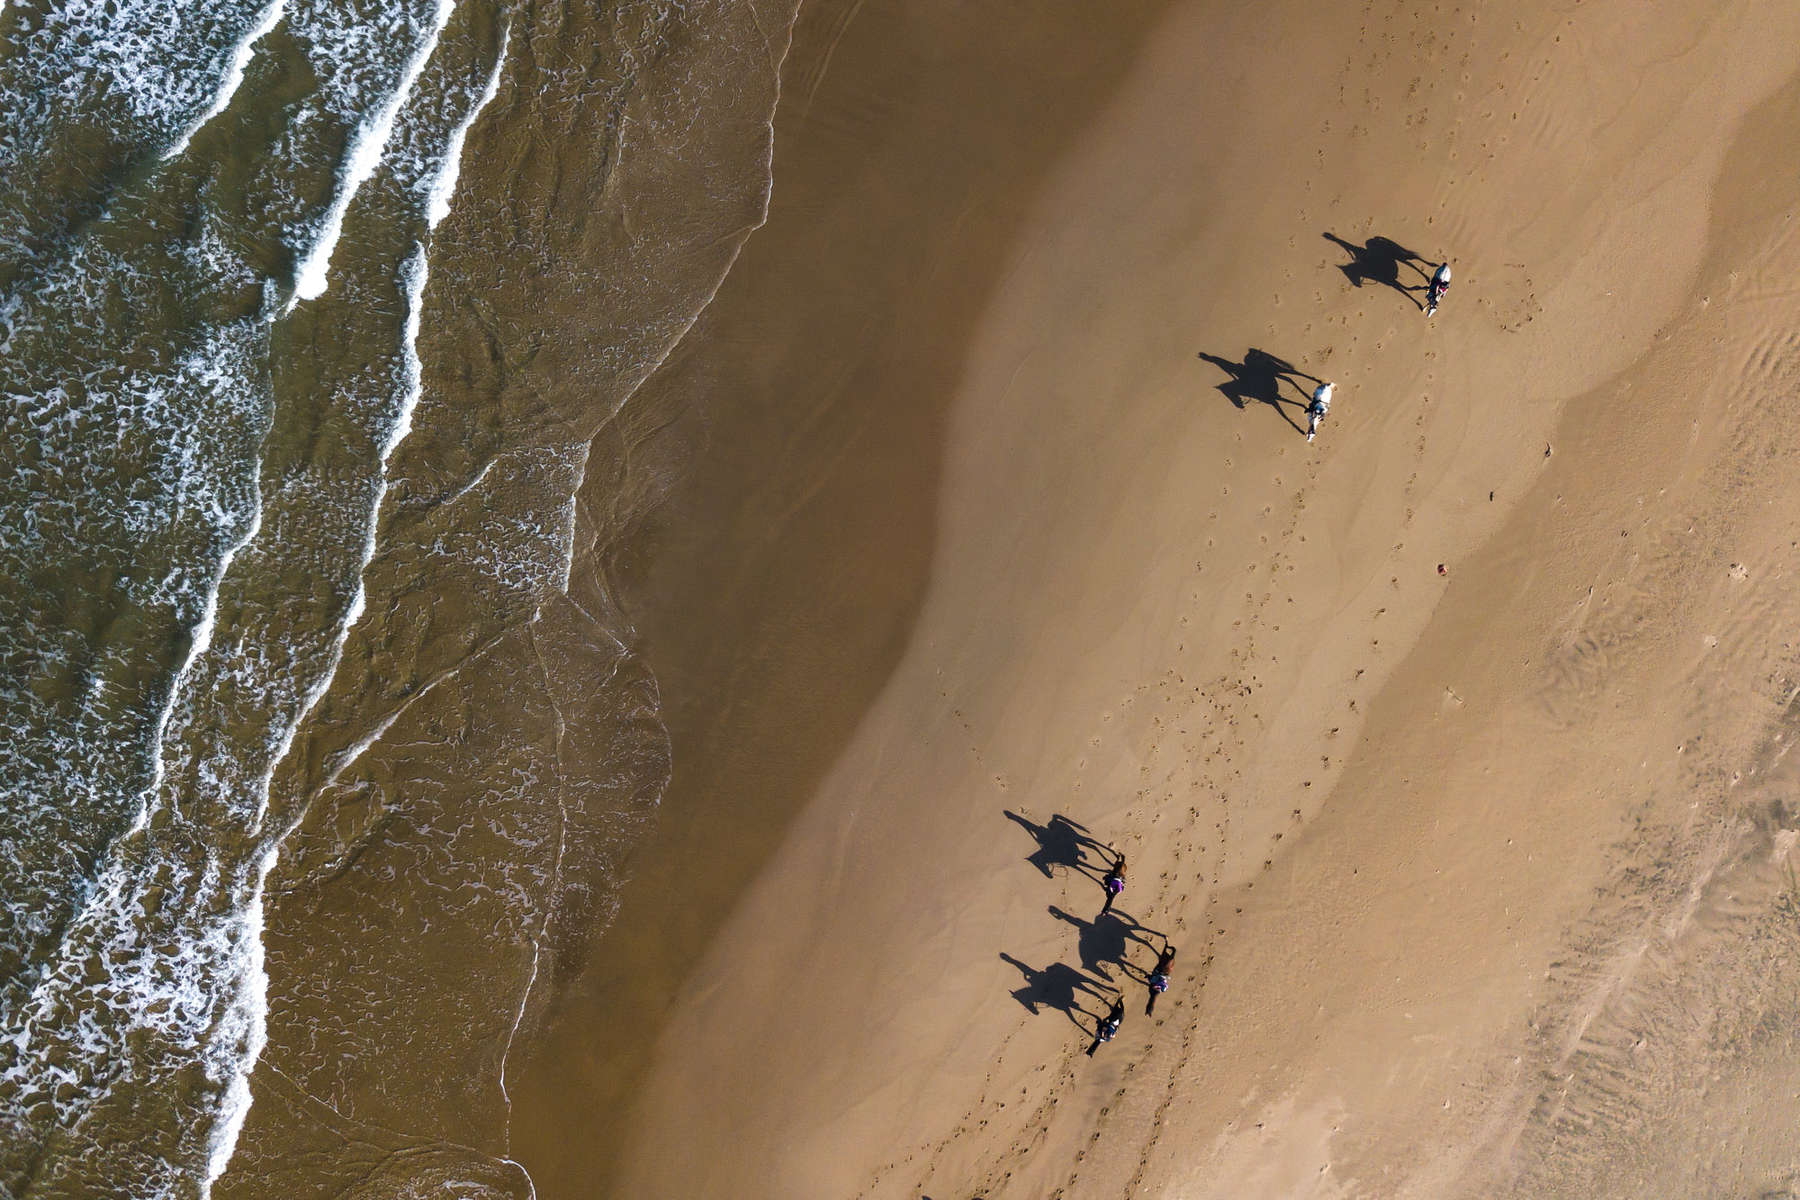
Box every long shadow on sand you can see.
[1197,347,1316,434]
[1048,905,1161,981]
[1324,231,1431,309]
[1004,810,1110,881]
[999,952,1112,1028]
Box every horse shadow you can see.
[1196,347,1317,434]
[999,952,1111,1029]
[1003,810,1108,881]
[1323,232,1432,308]
[1047,905,1162,982]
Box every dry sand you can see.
[528,0,1800,1195]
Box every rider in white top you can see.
[1306,381,1334,443]
[1427,262,1451,312]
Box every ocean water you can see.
[0,0,794,1195]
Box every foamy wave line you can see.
[1,849,258,1183]
[200,846,272,1197]
[426,17,508,230]
[253,244,428,831]
[201,244,434,1195]
[289,0,456,305]
[494,636,631,1148]
[554,443,588,595]
[3,6,531,1192]
[498,625,579,1134]
[481,6,805,1154]
[131,327,272,845]
[161,0,288,163]
[562,0,798,452]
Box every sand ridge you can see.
[588,0,1800,1195]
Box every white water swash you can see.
[0,0,530,1192]
[0,0,797,1194]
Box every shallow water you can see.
[0,0,793,1194]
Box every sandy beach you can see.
[514,0,1800,1195]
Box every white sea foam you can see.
[3,3,533,1194]
[129,329,271,840]
[426,18,509,229]
[200,72,452,1176]
[4,5,798,1196]
[555,442,589,595]
[162,0,288,162]
[289,0,455,304]
[441,455,496,506]
[6,853,226,1103]
[392,242,429,456]
[201,846,272,1198]
[502,1162,539,1200]
[0,0,271,173]
[253,245,430,832]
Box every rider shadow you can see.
[1047,905,1161,982]
[1323,232,1431,309]
[1196,348,1316,435]
[999,952,1111,1029]
[1004,810,1109,881]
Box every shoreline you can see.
[505,3,1180,1192]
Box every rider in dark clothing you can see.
[1086,997,1126,1056]
[1099,854,1126,916]
[1145,944,1177,1015]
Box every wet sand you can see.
[531,0,1800,1195]
[506,1,1176,1191]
